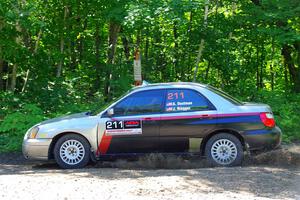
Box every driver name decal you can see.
[106,120,142,136]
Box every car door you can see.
[100,89,165,154]
[159,88,217,153]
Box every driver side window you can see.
[113,90,165,116]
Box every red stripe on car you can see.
[96,131,112,155]
[112,112,260,121]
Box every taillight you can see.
[260,112,275,128]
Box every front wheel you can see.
[54,134,90,169]
[205,133,243,167]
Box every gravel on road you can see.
[0,144,299,200]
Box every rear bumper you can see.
[22,138,52,160]
[244,126,282,152]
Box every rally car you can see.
[23,82,282,169]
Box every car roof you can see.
[132,82,208,91]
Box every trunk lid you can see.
[241,102,273,113]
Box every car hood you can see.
[39,112,90,126]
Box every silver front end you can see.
[22,138,52,160]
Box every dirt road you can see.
[0,145,300,200]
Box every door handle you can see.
[200,114,209,118]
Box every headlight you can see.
[28,126,39,139]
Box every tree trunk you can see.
[282,44,300,93]
[57,35,65,78]
[224,1,236,81]
[283,57,289,90]
[205,61,210,81]
[104,22,121,102]
[10,64,17,92]
[0,18,3,90]
[78,19,87,65]
[145,28,149,63]
[94,22,101,92]
[270,38,275,91]
[173,21,179,78]
[107,23,121,65]
[259,41,265,89]
[193,39,205,82]
[69,7,76,71]
[56,6,69,78]
[21,29,42,93]
[193,0,209,82]
[186,11,193,80]
[256,42,260,90]
[9,20,22,92]
[120,27,130,63]
[0,46,3,90]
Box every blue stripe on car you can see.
[245,129,270,135]
[188,115,260,125]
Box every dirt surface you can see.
[0,144,300,200]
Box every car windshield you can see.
[90,89,133,115]
[206,85,244,105]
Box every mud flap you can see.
[90,149,98,163]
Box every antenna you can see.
[142,80,150,86]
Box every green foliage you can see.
[0,103,45,152]
[0,104,44,132]
[248,91,300,143]
[0,90,101,152]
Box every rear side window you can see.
[113,90,164,116]
[206,85,243,105]
[164,89,212,112]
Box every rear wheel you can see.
[205,133,243,167]
[54,134,90,169]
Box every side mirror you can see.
[107,108,114,117]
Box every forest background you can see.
[0,0,299,152]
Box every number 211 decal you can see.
[106,121,123,129]
[105,120,142,136]
[167,91,185,100]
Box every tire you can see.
[205,133,243,167]
[54,134,90,169]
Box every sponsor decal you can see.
[105,120,142,136]
[124,120,141,128]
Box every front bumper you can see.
[22,138,52,160]
[244,126,282,152]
